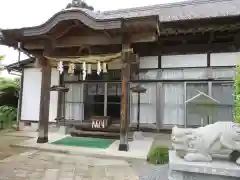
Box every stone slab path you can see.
[0,150,168,180]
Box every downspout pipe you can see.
[16,68,24,130]
[16,42,22,131]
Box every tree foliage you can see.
[0,55,4,61]
[234,64,240,124]
[0,77,19,129]
[65,0,94,10]
[0,105,17,128]
[0,77,19,107]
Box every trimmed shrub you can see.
[147,146,169,165]
[234,64,240,124]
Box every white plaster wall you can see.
[21,68,41,121]
[210,52,240,66]
[139,56,158,69]
[21,68,59,122]
[161,54,207,68]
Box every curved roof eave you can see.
[2,8,123,37]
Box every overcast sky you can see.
[0,0,184,74]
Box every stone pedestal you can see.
[168,150,240,180]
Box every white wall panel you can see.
[21,68,59,122]
[160,68,208,80]
[161,54,207,68]
[211,68,235,79]
[139,56,158,69]
[210,52,240,66]
[139,70,158,80]
[21,68,42,121]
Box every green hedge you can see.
[234,64,240,124]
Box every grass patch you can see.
[147,146,169,165]
[51,136,114,149]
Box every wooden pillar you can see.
[37,57,52,143]
[119,45,131,151]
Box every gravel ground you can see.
[0,132,30,160]
[129,159,168,180]
[0,130,170,180]
[0,150,169,180]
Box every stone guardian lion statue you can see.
[171,121,240,165]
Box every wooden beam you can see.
[28,40,238,58]
[43,38,55,56]
[37,57,51,143]
[103,30,112,39]
[23,32,158,49]
[161,42,235,54]
[130,54,139,80]
[54,24,77,40]
[133,41,237,56]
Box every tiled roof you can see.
[5,58,35,71]
[1,0,240,35]
[101,0,240,22]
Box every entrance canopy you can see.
[0,8,159,58]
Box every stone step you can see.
[70,130,133,141]
[75,125,121,133]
